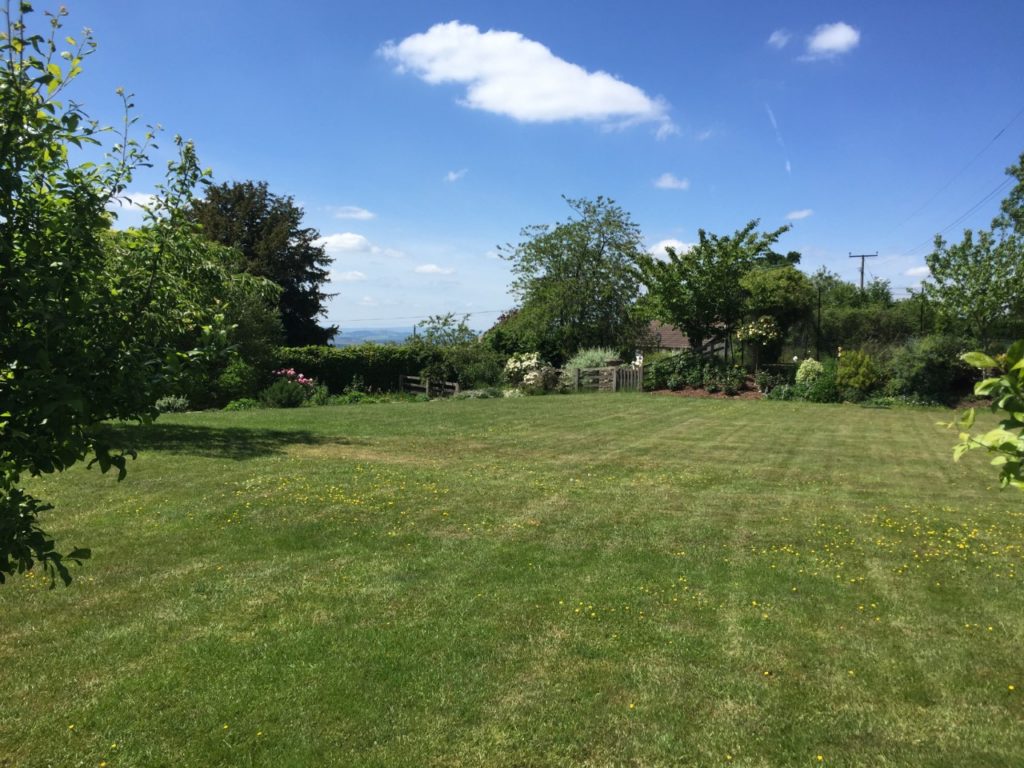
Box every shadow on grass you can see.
[96,422,362,461]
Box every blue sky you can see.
[65,0,1024,331]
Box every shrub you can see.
[645,350,706,390]
[306,383,331,406]
[706,365,747,396]
[215,357,263,403]
[503,353,559,393]
[155,395,190,414]
[765,384,799,401]
[796,358,824,386]
[644,350,744,392]
[223,398,262,411]
[801,360,840,403]
[564,347,621,371]
[259,379,308,408]
[453,387,503,400]
[273,344,427,393]
[884,334,976,404]
[754,369,792,394]
[836,350,881,400]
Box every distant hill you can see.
[331,328,411,347]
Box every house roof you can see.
[647,320,690,350]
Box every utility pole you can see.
[849,252,878,291]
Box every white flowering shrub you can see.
[503,352,558,394]
[796,358,824,385]
[503,353,541,386]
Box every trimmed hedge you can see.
[273,344,428,393]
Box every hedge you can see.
[272,344,428,393]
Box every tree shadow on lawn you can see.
[96,422,363,461]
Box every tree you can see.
[1,5,234,585]
[993,151,1024,235]
[740,264,814,339]
[637,220,789,356]
[924,228,1020,344]
[191,181,337,346]
[924,153,1024,345]
[499,196,646,365]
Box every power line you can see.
[901,177,1013,256]
[883,104,1024,237]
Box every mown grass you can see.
[2,395,1022,767]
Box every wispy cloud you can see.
[654,172,690,191]
[649,239,693,260]
[415,263,455,275]
[767,29,791,49]
[904,265,930,278]
[445,168,468,183]
[331,270,367,282]
[332,205,375,220]
[786,208,813,221]
[802,22,860,60]
[765,104,792,176]
[695,129,713,142]
[380,21,676,138]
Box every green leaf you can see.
[957,409,976,430]
[974,377,1001,396]
[1006,339,1024,367]
[962,352,998,369]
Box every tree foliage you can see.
[191,180,337,347]
[0,4,233,585]
[925,229,1021,344]
[953,341,1024,490]
[637,220,789,356]
[741,264,814,337]
[925,155,1023,344]
[499,196,646,365]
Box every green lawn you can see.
[2,395,1023,767]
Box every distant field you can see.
[2,395,1022,767]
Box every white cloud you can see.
[654,172,690,191]
[414,263,455,275]
[316,232,403,258]
[649,239,693,260]
[380,21,676,137]
[332,270,367,282]
[332,205,375,220]
[768,29,791,49]
[445,168,468,183]
[786,209,814,221]
[803,22,860,60]
[904,265,930,278]
[112,191,156,209]
[695,129,713,142]
[359,296,378,307]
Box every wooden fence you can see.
[398,375,460,397]
[570,366,644,393]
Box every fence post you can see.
[639,365,644,391]
[575,368,581,392]
[398,375,404,393]
[612,367,618,392]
